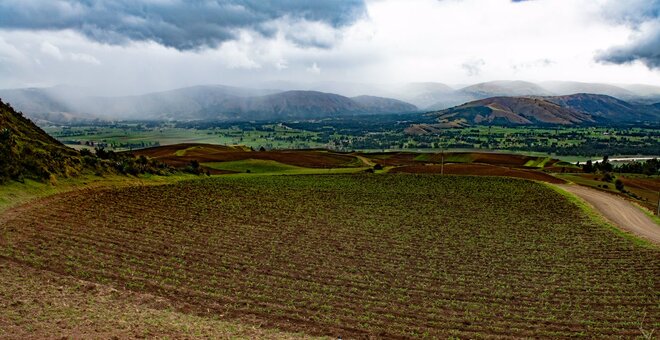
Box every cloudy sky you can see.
[0,0,659,95]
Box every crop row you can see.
[1,174,658,338]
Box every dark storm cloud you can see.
[597,0,660,69]
[0,0,367,50]
[598,30,660,69]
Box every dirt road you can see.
[557,184,660,245]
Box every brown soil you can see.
[0,176,657,338]
[131,143,360,169]
[390,163,566,184]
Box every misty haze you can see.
[0,1,659,339]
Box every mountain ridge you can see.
[0,86,418,122]
[421,94,660,127]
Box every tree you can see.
[615,179,625,192]
[601,155,613,172]
[583,160,594,173]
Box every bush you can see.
[615,179,625,192]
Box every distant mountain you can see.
[619,84,660,97]
[76,85,280,119]
[460,80,552,98]
[254,81,393,98]
[199,91,418,120]
[540,81,635,99]
[0,85,417,122]
[426,81,553,110]
[350,95,418,113]
[432,96,592,126]
[545,94,657,122]
[424,94,659,127]
[395,82,456,108]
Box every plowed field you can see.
[1,175,658,338]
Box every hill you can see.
[0,99,174,182]
[545,93,657,121]
[426,80,553,110]
[539,81,636,99]
[0,99,85,181]
[0,86,417,122]
[430,96,592,125]
[350,95,418,113]
[394,82,456,108]
[198,91,417,120]
[424,94,660,126]
[460,80,552,98]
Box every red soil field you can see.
[131,143,360,169]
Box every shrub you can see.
[615,179,625,192]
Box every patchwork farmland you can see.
[1,175,658,338]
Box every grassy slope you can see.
[0,100,85,180]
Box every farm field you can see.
[0,258,314,339]
[41,121,660,160]
[1,174,658,338]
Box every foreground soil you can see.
[1,175,658,338]
[0,259,316,339]
[558,184,660,244]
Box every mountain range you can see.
[1,80,660,124]
[0,85,417,123]
[421,94,660,128]
[247,80,660,109]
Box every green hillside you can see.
[0,99,173,183]
[0,99,86,182]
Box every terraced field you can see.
[1,175,658,338]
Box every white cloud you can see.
[462,59,485,77]
[1,0,660,93]
[40,42,64,60]
[70,52,101,65]
[306,62,321,74]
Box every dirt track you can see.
[558,184,660,245]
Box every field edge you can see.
[546,183,658,249]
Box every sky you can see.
[0,0,659,95]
